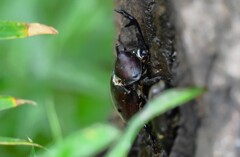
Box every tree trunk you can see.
[115,0,240,157]
[173,1,240,157]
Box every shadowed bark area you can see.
[115,0,240,157]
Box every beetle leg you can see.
[142,76,166,86]
[115,85,131,94]
[122,86,131,94]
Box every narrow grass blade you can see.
[0,96,37,111]
[29,145,36,157]
[45,98,62,143]
[0,21,58,40]
[0,137,44,149]
[38,124,121,157]
[105,87,205,157]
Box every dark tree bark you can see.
[114,0,240,157]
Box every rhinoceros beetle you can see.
[110,9,178,156]
[110,9,179,156]
[110,9,150,121]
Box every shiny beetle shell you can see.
[115,51,142,85]
[111,9,149,121]
[110,76,143,121]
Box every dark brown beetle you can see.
[110,9,149,121]
[111,9,180,156]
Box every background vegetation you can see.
[0,0,114,156]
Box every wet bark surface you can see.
[114,0,240,157]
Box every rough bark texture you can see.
[115,0,240,157]
[173,1,240,157]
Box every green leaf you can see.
[38,124,121,157]
[0,137,44,149]
[0,21,27,39]
[0,21,58,40]
[105,87,205,157]
[0,96,37,111]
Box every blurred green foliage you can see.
[0,0,114,156]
